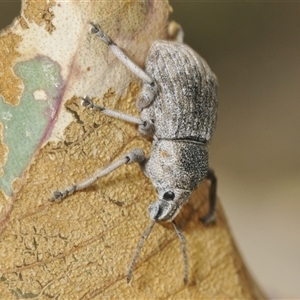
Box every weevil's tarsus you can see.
[51,185,76,202]
[49,148,145,202]
[200,168,217,224]
[173,221,188,285]
[89,21,113,45]
[127,220,156,284]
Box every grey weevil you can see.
[50,22,218,285]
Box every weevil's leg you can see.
[82,96,141,125]
[89,22,158,111]
[89,22,152,83]
[50,148,145,202]
[167,21,184,43]
[81,96,153,136]
[200,168,217,224]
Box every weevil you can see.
[50,22,218,284]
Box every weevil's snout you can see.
[148,191,184,222]
[148,199,177,222]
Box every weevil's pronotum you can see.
[50,22,218,284]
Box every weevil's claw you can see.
[88,21,99,33]
[200,213,216,225]
[88,21,112,45]
[49,191,63,202]
[81,96,93,108]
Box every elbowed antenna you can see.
[126,220,188,285]
[127,220,156,283]
[172,221,188,285]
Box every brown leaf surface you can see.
[0,0,266,299]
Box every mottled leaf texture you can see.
[0,1,265,299]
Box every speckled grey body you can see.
[139,41,218,222]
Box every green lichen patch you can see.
[0,56,63,196]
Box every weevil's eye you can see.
[163,191,175,201]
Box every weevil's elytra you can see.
[141,41,217,142]
[50,22,218,285]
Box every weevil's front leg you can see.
[50,148,145,202]
[89,22,158,111]
[81,96,153,136]
[200,168,217,224]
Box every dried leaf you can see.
[0,1,265,299]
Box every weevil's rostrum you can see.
[50,22,218,285]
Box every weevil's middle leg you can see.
[81,96,153,136]
[50,148,145,202]
[200,168,217,224]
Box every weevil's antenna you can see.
[127,220,156,284]
[172,221,188,285]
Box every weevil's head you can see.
[144,140,208,222]
[148,189,191,222]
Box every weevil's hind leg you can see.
[89,22,158,111]
[50,148,145,202]
[200,168,217,224]
[81,96,154,136]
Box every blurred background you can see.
[1,1,299,299]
